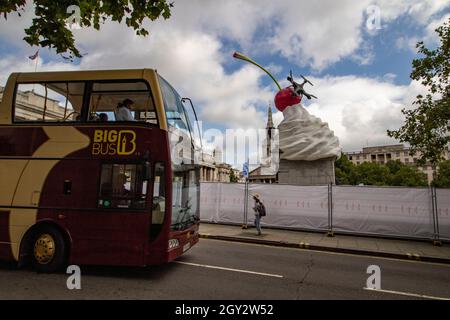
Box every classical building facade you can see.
[344,144,450,183]
[198,150,242,183]
[0,85,68,121]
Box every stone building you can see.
[0,85,68,121]
[344,144,450,183]
[198,149,242,183]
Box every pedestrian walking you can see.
[252,193,266,235]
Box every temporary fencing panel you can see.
[247,184,329,230]
[200,182,328,230]
[199,182,449,241]
[199,182,220,223]
[436,188,450,241]
[332,186,434,239]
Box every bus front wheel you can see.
[31,225,67,273]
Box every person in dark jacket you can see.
[252,193,264,235]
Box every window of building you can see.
[349,156,353,160]
[405,158,409,163]
[98,163,149,209]
[404,151,409,156]
[14,82,85,122]
[396,152,400,157]
[88,81,156,124]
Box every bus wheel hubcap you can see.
[34,234,55,264]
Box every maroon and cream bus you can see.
[0,69,200,272]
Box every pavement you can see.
[199,223,450,264]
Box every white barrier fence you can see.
[200,182,450,241]
[436,189,450,241]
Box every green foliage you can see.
[387,18,450,166]
[335,158,429,187]
[353,162,391,186]
[0,0,173,60]
[433,160,450,188]
[389,165,428,187]
[229,169,239,183]
[335,154,355,185]
[386,160,403,175]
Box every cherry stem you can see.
[233,51,282,91]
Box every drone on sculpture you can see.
[287,70,317,100]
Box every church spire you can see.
[266,104,274,159]
[266,104,274,130]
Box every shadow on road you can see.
[0,259,185,280]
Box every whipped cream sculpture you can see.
[233,52,341,161]
[278,103,341,160]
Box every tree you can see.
[389,165,428,187]
[386,160,403,175]
[387,18,450,167]
[0,0,173,60]
[229,169,239,183]
[335,154,355,185]
[353,162,391,186]
[433,160,450,188]
[335,158,429,187]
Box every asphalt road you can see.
[1,238,450,300]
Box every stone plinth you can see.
[277,157,336,185]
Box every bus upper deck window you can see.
[88,81,157,124]
[14,82,84,122]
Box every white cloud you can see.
[373,0,449,24]
[395,13,448,53]
[2,0,449,72]
[395,36,420,52]
[0,0,447,160]
[0,55,77,85]
[424,13,450,43]
[0,1,36,50]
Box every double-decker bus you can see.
[0,69,200,272]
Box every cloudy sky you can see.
[0,0,449,164]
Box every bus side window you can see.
[98,163,147,209]
[151,162,166,240]
[88,81,157,124]
[14,82,84,122]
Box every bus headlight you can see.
[168,239,179,250]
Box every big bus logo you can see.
[92,130,137,156]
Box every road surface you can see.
[1,238,450,300]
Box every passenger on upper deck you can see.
[116,99,135,121]
[98,113,108,122]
